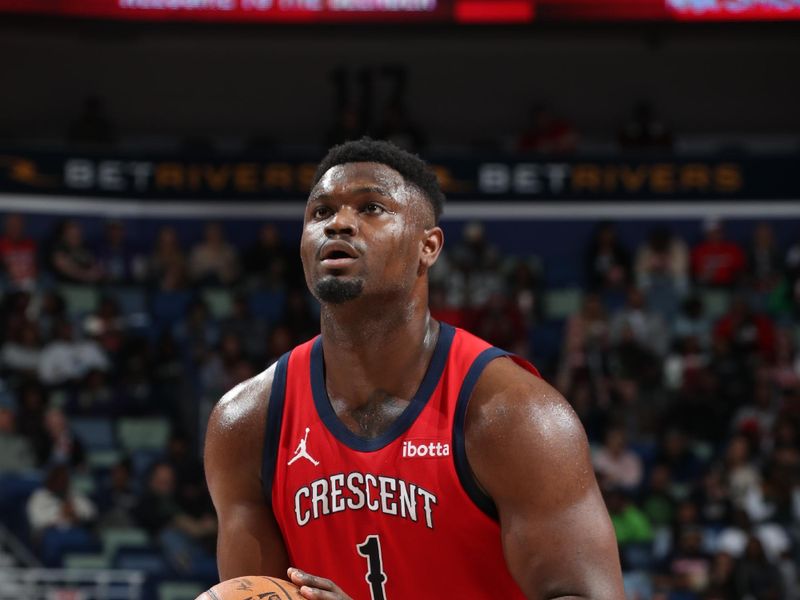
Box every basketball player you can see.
[205,139,625,599]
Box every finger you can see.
[288,568,341,592]
[299,587,346,600]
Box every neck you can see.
[319,289,438,407]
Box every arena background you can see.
[0,2,799,598]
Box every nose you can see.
[324,205,358,237]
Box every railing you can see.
[0,568,146,600]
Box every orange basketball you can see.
[196,576,303,600]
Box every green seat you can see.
[101,527,150,560]
[58,284,99,316]
[543,288,582,320]
[64,553,110,570]
[700,288,731,319]
[203,288,233,319]
[158,581,207,600]
[87,449,121,469]
[71,473,96,496]
[118,417,171,452]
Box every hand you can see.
[287,567,353,600]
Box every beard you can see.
[315,276,365,304]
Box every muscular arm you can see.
[204,366,290,580]
[466,358,624,600]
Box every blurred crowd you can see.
[0,210,798,599]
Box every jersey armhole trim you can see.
[452,346,508,522]
[261,350,291,504]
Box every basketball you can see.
[196,576,303,600]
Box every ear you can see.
[419,226,444,272]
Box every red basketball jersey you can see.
[264,323,540,600]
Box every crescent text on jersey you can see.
[293,472,438,529]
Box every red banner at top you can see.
[0,0,798,22]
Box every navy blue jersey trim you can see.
[453,347,509,521]
[261,351,291,502]
[311,322,455,452]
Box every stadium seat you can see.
[158,581,207,600]
[150,290,193,330]
[87,449,122,470]
[110,286,148,315]
[58,284,99,317]
[117,417,171,452]
[202,288,233,319]
[543,288,582,320]
[699,288,731,319]
[248,290,286,323]
[71,417,116,451]
[71,472,96,496]
[63,552,111,569]
[101,527,151,560]
[114,548,169,577]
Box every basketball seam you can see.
[264,576,293,600]
[207,590,222,600]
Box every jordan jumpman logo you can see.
[287,427,319,466]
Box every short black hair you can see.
[312,137,445,223]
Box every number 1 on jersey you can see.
[357,535,388,600]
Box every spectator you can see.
[723,435,761,507]
[610,287,670,357]
[604,487,654,571]
[635,227,689,324]
[558,293,610,393]
[714,297,777,364]
[47,219,103,284]
[506,257,543,326]
[747,222,782,293]
[26,464,97,566]
[593,427,644,491]
[134,462,216,577]
[690,218,746,288]
[447,222,504,308]
[585,222,631,293]
[0,213,38,289]
[189,222,240,286]
[96,457,137,529]
[0,403,36,474]
[220,293,268,361]
[673,296,712,350]
[96,220,146,285]
[733,536,784,600]
[242,223,301,290]
[148,226,188,291]
[618,100,673,150]
[784,230,800,315]
[38,319,109,387]
[83,296,127,360]
[665,526,712,597]
[173,299,220,364]
[1,320,42,380]
[517,104,578,154]
[39,406,86,468]
[470,291,528,356]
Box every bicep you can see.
[467,363,624,599]
[204,374,289,580]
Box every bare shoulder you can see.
[466,356,583,449]
[205,363,277,479]
[465,357,592,502]
[208,363,276,436]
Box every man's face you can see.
[301,162,434,306]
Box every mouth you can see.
[319,241,359,269]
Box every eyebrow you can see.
[310,185,394,202]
